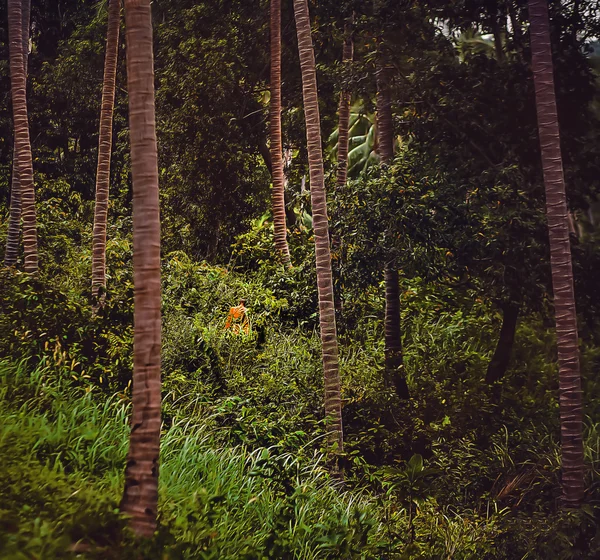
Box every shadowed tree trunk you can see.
[270,0,291,267]
[293,0,343,455]
[4,0,30,267]
[376,40,409,399]
[336,16,354,190]
[7,0,37,273]
[120,0,162,537]
[528,0,584,508]
[384,268,410,398]
[92,0,121,308]
[485,303,519,383]
[376,61,394,163]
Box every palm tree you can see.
[293,0,343,454]
[528,0,584,507]
[4,0,30,268]
[336,15,354,190]
[91,0,121,308]
[376,48,409,399]
[7,0,37,273]
[270,0,291,267]
[120,0,162,537]
[329,102,378,177]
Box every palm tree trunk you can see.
[92,0,121,308]
[120,0,162,537]
[4,0,30,268]
[7,0,37,274]
[376,60,394,164]
[384,268,409,398]
[336,16,354,190]
[528,0,584,508]
[270,0,291,267]
[376,46,408,399]
[293,0,343,454]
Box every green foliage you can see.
[1,0,600,556]
[0,360,384,559]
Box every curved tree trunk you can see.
[4,0,30,267]
[7,0,37,274]
[336,16,354,190]
[485,303,520,384]
[270,0,291,267]
[92,0,121,308]
[528,0,584,508]
[293,0,343,454]
[120,0,162,537]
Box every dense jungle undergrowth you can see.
[1,221,600,559]
[2,0,600,555]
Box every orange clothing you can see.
[225,304,250,334]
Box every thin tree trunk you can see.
[270,0,292,267]
[485,303,519,383]
[7,0,37,274]
[293,0,343,454]
[384,268,409,398]
[376,41,408,399]
[528,0,584,508]
[336,16,354,190]
[375,60,394,164]
[4,0,30,267]
[92,0,121,308]
[120,0,162,537]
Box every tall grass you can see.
[0,360,383,558]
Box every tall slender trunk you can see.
[270,0,291,267]
[376,43,408,399]
[293,0,343,454]
[7,0,37,273]
[120,0,162,537]
[92,0,121,307]
[528,0,584,508]
[384,268,409,398]
[375,60,394,163]
[485,303,519,383]
[336,16,354,190]
[4,0,30,267]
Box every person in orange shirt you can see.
[224,299,250,334]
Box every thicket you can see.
[2,0,600,557]
[1,221,600,556]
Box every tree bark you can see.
[485,303,519,383]
[528,0,584,508]
[336,16,354,190]
[376,38,408,399]
[375,59,394,164]
[270,0,292,267]
[7,0,37,273]
[384,268,409,399]
[293,0,343,454]
[92,0,121,308]
[120,0,162,537]
[4,0,30,267]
